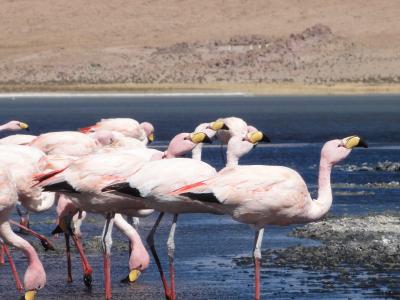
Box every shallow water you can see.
[0,95,399,299]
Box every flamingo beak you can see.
[190,132,212,144]
[209,119,229,131]
[121,269,142,283]
[19,122,29,131]
[342,136,368,149]
[247,131,271,144]
[148,133,155,143]
[21,290,37,300]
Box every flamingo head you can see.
[92,130,117,146]
[23,260,46,300]
[207,118,229,131]
[227,131,271,159]
[139,122,155,143]
[164,132,212,158]
[3,120,29,131]
[322,135,368,165]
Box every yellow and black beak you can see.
[209,119,229,131]
[190,132,213,144]
[342,135,368,149]
[247,131,271,144]
[121,269,142,283]
[19,122,29,131]
[147,132,155,143]
[21,290,37,300]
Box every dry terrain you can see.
[1,0,400,93]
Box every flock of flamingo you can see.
[0,117,367,300]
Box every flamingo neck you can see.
[192,144,202,161]
[307,158,333,221]
[0,221,44,289]
[0,124,10,131]
[114,215,149,270]
[226,150,239,168]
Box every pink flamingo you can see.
[79,118,155,144]
[173,135,368,299]
[37,131,211,299]
[0,120,29,132]
[102,129,269,300]
[0,167,46,300]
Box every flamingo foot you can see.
[83,273,92,289]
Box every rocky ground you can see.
[234,214,400,297]
[1,1,400,89]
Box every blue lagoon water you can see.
[0,94,399,299]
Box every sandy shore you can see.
[2,83,400,95]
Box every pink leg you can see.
[104,253,112,300]
[254,257,261,300]
[71,234,93,288]
[253,228,264,300]
[9,220,55,251]
[3,244,24,293]
[0,244,4,265]
[101,213,115,300]
[57,197,93,288]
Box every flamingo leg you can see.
[3,244,24,292]
[64,233,73,283]
[146,212,172,300]
[253,228,264,300]
[101,213,115,300]
[56,206,93,288]
[16,204,30,232]
[0,244,4,265]
[9,220,55,251]
[167,214,178,300]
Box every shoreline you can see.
[1,83,400,96]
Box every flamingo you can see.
[79,118,155,144]
[0,134,37,145]
[37,131,212,299]
[192,117,263,161]
[101,129,270,300]
[0,120,29,132]
[0,166,46,300]
[172,135,368,299]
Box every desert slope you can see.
[1,0,400,90]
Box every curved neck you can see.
[307,157,333,221]
[20,190,55,212]
[0,220,43,285]
[114,214,148,270]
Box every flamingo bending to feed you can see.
[0,167,46,300]
[0,121,29,132]
[79,118,155,144]
[102,129,269,300]
[172,135,368,299]
[37,131,212,299]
